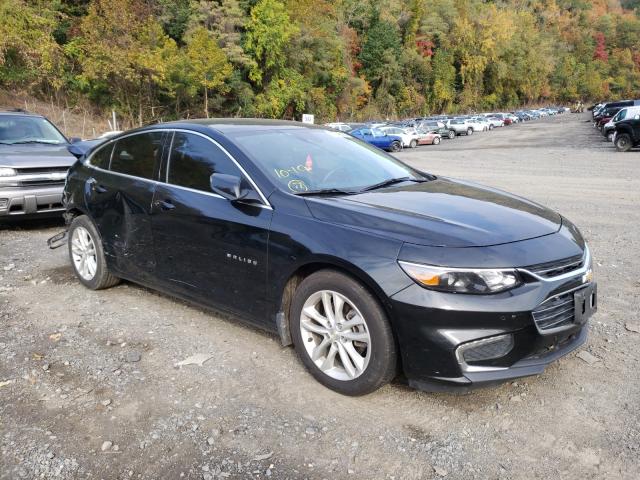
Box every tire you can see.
[489,124,494,130]
[606,132,614,142]
[390,141,402,152]
[68,215,120,290]
[448,130,455,139]
[615,133,632,152]
[409,139,418,149]
[433,136,441,145]
[290,270,398,396]
[467,128,473,136]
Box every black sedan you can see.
[60,119,597,395]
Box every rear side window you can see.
[167,132,242,192]
[90,143,113,169]
[111,132,164,180]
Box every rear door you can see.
[84,131,167,282]
[150,131,273,321]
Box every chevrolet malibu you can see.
[60,119,597,396]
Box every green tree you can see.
[244,0,298,85]
[185,27,233,117]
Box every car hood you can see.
[305,177,562,248]
[0,144,76,168]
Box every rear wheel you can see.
[615,133,632,152]
[410,139,418,149]
[433,136,441,145]
[448,130,455,139]
[606,132,614,142]
[390,141,402,152]
[290,270,398,396]
[68,215,120,290]
[467,127,473,136]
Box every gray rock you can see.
[576,351,600,365]
[125,351,141,363]
[101,399,112,407]
[101,441,113,451]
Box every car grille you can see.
[13,167,68,186]
[532,290,577,330]
[525,254,584,278]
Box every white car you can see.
[470,117,491,131]
[379,126,421,148]
[485,116,505,128]
[324,122,352,132]
[446,119,474,136]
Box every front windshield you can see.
[226,128,427,194]
[0,115,67,144]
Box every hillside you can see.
[1,0,639,125]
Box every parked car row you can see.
[590,99,640,152]
[323,106,569,152]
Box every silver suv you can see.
[0,110,77,219]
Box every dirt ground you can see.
[1,113,639,480]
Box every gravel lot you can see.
[1,113,639,479]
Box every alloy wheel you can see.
[299,290,371,381]
[71,226,98,281]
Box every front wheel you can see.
[489,124,494,130]
[467,128,473,136]
[68,215,120,290]
[448,130,455,139]
[409,139,418,149]
[615,133,632,152]
[290,270,398,396]
[390,141,402,152]
[433,136,441,145]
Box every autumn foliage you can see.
[0,0,639,125]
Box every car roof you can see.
[0,109,45,118]
[142,118,328,134]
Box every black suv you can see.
[614,114,640,152]
[60,119,597,395]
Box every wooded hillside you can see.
[1,0,639,125]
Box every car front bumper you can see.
[0,185,65,218]
[389,258,597,392]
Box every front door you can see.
[151,131,273,322]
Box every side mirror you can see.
[210,173,247,201]
[67,144,86,159]
[69,137,82,144]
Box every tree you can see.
[185,27,233,117]
[244,0,298,85]
[0,0,63,90]
[359,17,401,88]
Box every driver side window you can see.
[167,132,245,193]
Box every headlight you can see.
[398,261,522,294]
[0,167,17,177]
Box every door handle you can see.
[155,199,175,211]
[87,178,108,194]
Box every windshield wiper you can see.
[294,188,357,196]
[8,140,62,145]
[359,176,427,192]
